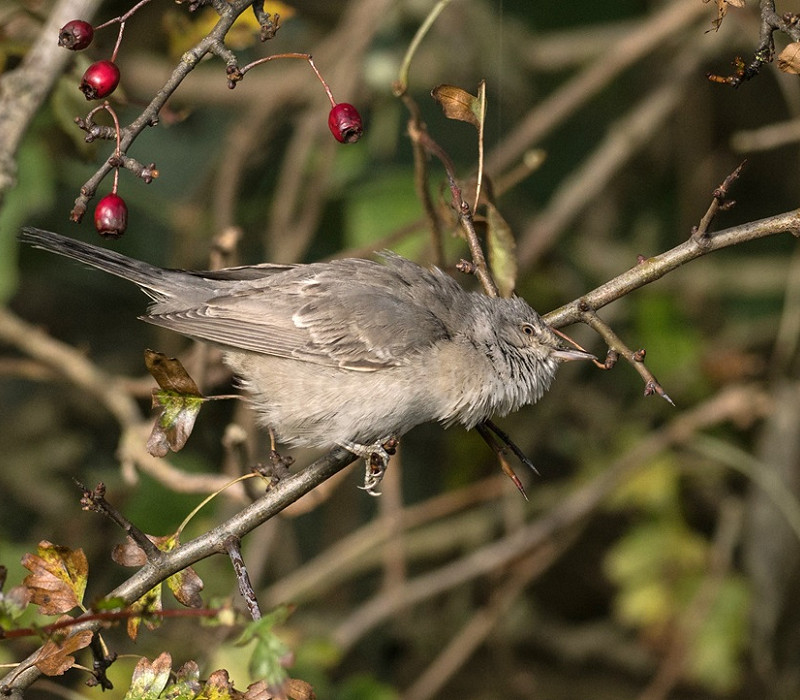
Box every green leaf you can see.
[236,605,294,688]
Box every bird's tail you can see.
[20,227,182,300]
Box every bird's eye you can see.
[521,323,536,336]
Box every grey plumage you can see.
[20,227,592,493]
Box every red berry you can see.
[79,60,120,100]
[94,193,128,238]
[58,20,94,50]
[328,103,363,144]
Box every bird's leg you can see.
[338,436,399,496]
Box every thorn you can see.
[645,380,675,406]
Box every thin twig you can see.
[577,303,674,405]
[545,209,800,329]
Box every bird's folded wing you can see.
[143,277,452,371]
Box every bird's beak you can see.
[553,347,596,362]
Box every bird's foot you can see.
[338,436,399,496]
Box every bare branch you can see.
[545,209,800,328]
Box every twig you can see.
[577,303,674,405]
[407,121,498,297]
[224,536,261,620]
[0,0,103,201]
[692,160,747,238]
[0,446,356,694]
[71,0,257,215]
[706,0,800,87]
[544,209,800,329]
[77,481,164,563]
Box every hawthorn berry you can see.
[58,20,94,50]
[328,103,363,144]
[94,193,128,238]
[79,60,120,100]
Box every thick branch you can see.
[0,446,356,693]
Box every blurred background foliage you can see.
[3,0,800,698]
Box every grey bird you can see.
[19,227,593,494]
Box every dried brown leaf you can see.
[32,627,93,676]
[245,680,273,700]
[778,42,800,74]
[113,534,204,610]
[705,0,745,32]
[204,669,243,700]
[21,541,88,615]
[285,679,316,700]
[167,566,204,609]
[243,678,314,700]
[431,84,481,128]
[145,349,202,395]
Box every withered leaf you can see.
[128,585,162,641]
[145,349,202,395]
[112,533,178,567]
[146,388,203,456]
[203,669,243,700]
[286,679,316,700]
[167,566,204,609]
[431,84,482,128]
[244,680,272,700]
[705,0,745,32]
[114,533,204,611]
[168,660,203,699]
[485,203,518,298]
[32,627,93,676]
[0,582,32,619]
[778,42,800,74]
[127,652,173,699]
[21,541,88,615]
[145,349,205,457]
[245,678,315,700]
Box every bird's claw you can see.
[338,437,398,496]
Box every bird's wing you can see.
[144,258,456,370]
